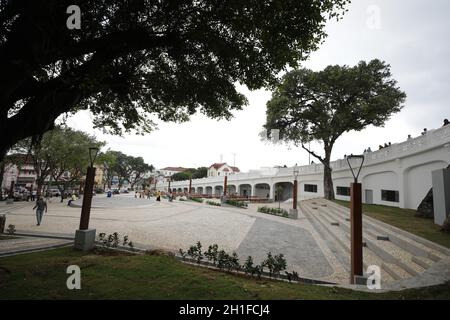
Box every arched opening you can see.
[238,184,252,198]
[214,185,223,196]
[205,186,213,195]
[183,187,188,193]
[197,187,204,195]
[273,182,293,202]
[177,188,182,193]
[227,184,237,196]
[254,183,271,199]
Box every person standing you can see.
[156,190,161,202]
[33,197,47,226]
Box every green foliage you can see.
[188,197,203,203]
[0,0,351,160]
[204,244,219,265]
[97,232,134,249]
[264,60,406,199]
[192,167,208,179]
[172,167,208,181]
[258,206,289,217]
[262,252,287,277]
[180,242,287,280]
[285,270,300,282]
[172,171,192,181]
[225,199,248,208]
[110,151,152,188]
[7,224,16,235]
[187,241,203,264]
[206,200,221,206]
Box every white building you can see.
[207,163,240,177]
[161,125,450,210]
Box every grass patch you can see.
[0,247,449,299]
[0,235,18,241]
[333,200,450,249]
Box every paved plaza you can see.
[1,194,450,287]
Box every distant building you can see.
[207,163,240,177]
[1,154,37,191]
[158,167,188,177]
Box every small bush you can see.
[189,197,203,203]
[97,232,134,249]
[6,224,16,235]
[187,241,203,263]
[262,252,287,277]
[206,200,221,206]
[258,206,289,218]
[225,199,248,208]
[204,244,219,265]
[285,270,300,282]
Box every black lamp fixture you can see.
[89,147,99,168]
[346,154,365,183]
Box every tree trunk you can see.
[0,162,4,200]
[323,145,335,200]
[36,179,43,199]
[323,165,335,200]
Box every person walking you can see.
[156,190,161,202]
[33,197,47,226]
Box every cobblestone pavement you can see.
[0,195,338,281]
[3,195,449,288]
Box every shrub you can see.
[187,241,203,263]
[204,244,219,265]
[6,224,16,235]
[258,206,289,218]
[189,197,203,203]
[285,270,300,282]
[225,199,248,208]
[206,200,221,206]
[179,248,187,260]
[262,252,287,277]
[97,232,134,249]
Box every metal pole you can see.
[223,175,228,196]
[350,181,363,284]
[79,166,96,230]
[9,180,14,198]
[293,179,298,210]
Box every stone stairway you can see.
[299,198,450,284]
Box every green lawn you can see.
[333,200,450,249]
[0,247,449,299]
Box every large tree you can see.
[46,127,103,201]
[0,0,349,160]
[10,126,103,199]
[264,60,406,200]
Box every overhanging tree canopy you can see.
[0,0,349,159]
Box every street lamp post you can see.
[346,154,365,284]
[289,164,299,219]
[74,147,99,251]
[223,175,228,197]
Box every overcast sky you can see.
[66,0,450,172]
